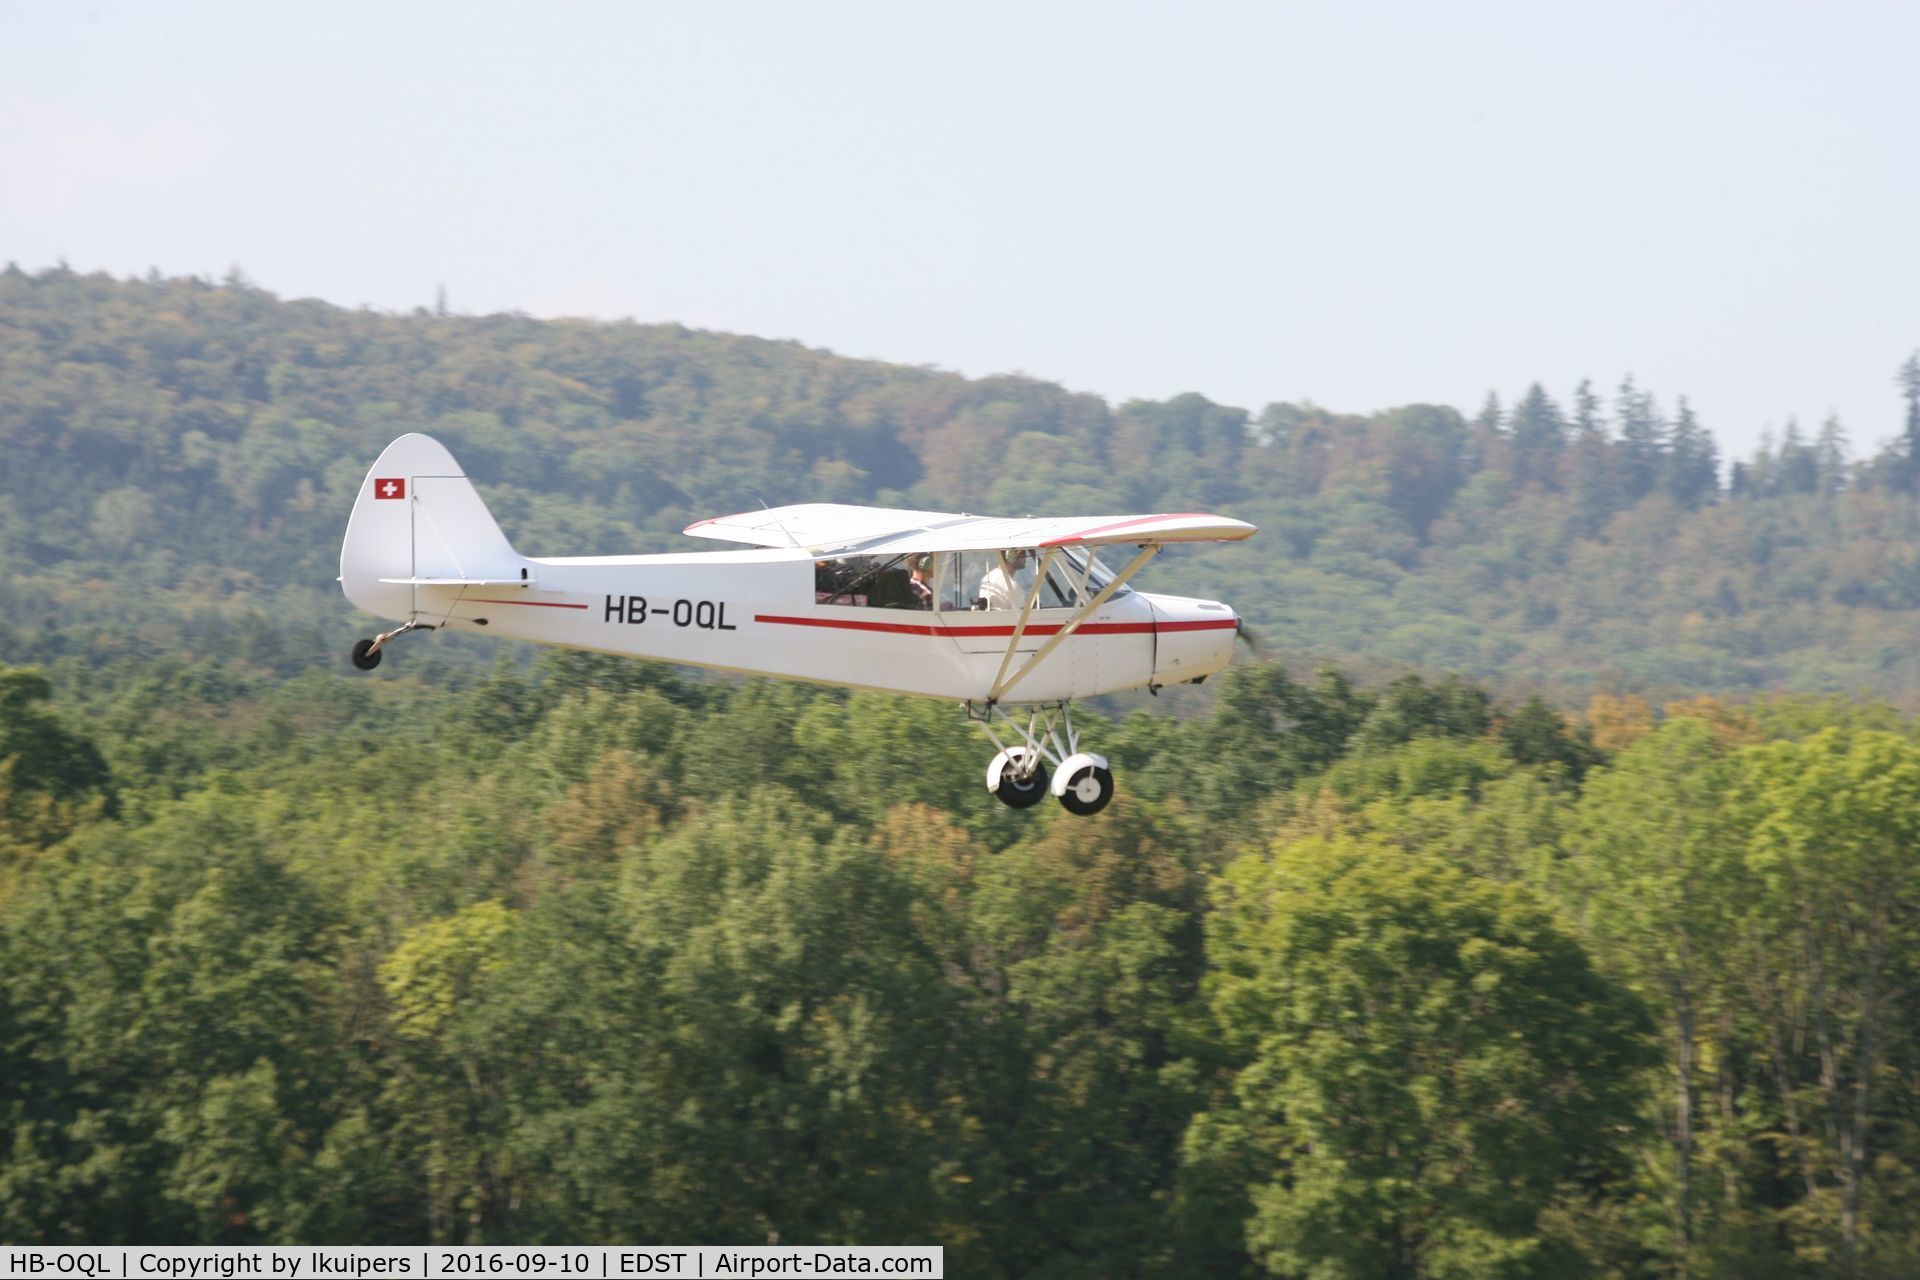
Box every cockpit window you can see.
[946,547,1128,611]
[816,554,922,609]
[815,547,1131,612]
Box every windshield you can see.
[942,546,1133,612]
[1061,546,1131,598]
[819,546,1134,612]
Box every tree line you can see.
[8,266,1920,701]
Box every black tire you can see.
[994,757,1050,809]
[1058,764,1114,816]
[350,638,383,671]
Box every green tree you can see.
[1894,353,1920,493]
[583,791,955,1245]
[1351,672,1492,752]
[1565,384,1622,534]
[1194,836,1652,1279]
[1370,404,1471,539]
[379,900,522,1242]
[1616,376,1665,502]
[1734,729,1920,1276]
[1815,414,1850,496]
[0,796,350,1242]
[1498,695,1603,783]
[1566,718,1752,1273]
[955,800,1212,1276]
[0,665,113,850]
[1186,663,1370,823]
[1665,397,1719,508]
[1508,384,1567,489]
[1774,419,1819,496]
[1473,391,1504,435]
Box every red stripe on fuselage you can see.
[467,598,592,610]
[751,614,1236,638]
[1152,618,1242,632]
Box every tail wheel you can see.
[350,639,383,671]
[990,750,1050,809]
[1058,763,1114,816]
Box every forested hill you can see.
[6,265,1920,703]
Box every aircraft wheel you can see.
[989,749,1050,809]
[350,639,383,671]
[1057,763,1114,816]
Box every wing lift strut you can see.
[966,544,1160,816]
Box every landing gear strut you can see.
[973,701,1115,816]
[350,620,431,671]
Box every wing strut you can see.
[986,548,1060,698]
[987,544,1161,704]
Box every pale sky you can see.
[4,1,1916,462]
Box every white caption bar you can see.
[1,1247,942,1279]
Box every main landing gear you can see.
[349,620,432,671]
[974,701,1116,817]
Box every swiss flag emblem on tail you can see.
[374,478,406,500]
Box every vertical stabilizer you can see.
[339,434,525,621]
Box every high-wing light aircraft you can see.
[340,434,1255,815]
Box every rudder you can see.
[339,434,526,622]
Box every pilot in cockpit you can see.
[908,555,935,609]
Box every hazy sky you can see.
[5,1,1916,461]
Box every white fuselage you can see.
[347,547,1237,703]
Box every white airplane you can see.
[340,434,1255,815]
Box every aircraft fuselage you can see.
[346,547,1236,703]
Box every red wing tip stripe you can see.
[753,614,1238,637]
[469,597,591,610]
[1038,513,1231,546]
[684,511,757,532]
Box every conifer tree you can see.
[1473,391,1504,434]
[1616,376,1665,502]
[1564,377,1619,529]
[1776,418,1819,495]
[1746,430,1777,499]
[1816,414,1850,495]
[1665,396,1719,507]
[1508,383,1567,488]
[1573,378,1604,439]
[1897,352,1920,493]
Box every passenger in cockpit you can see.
[977,549,1029,611]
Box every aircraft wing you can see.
[856,512,1257,554]
[682,503,973,550]
[684,505,1256,555]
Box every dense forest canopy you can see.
[5,267,1920,1276]
[6,651,1920,1276]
